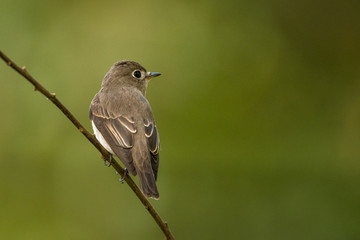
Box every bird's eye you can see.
[133,70,142,78]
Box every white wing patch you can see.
[92,121,114,154]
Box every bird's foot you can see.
[119,168,128,184]
[101,154,112,167]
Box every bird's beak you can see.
[146,72,161,79]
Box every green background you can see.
[1,0,360,239]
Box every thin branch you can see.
[0,50,175,240]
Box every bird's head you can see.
[102,60,161,95]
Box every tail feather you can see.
[132,140,159,199]
[138,170,159,199]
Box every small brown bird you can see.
[89,61,161,199]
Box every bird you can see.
[89,60,161,199]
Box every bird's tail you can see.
[138,169,159,199]
[132,140,159,199]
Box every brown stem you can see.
[0,50,175,240]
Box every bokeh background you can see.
[1,0,360,239]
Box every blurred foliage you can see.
[1,0,360,239]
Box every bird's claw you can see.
[102,154,112,167]
[120,168,128,184]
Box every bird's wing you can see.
[144,118,160,180]
[89,94,160,181]
[89,101,137,175]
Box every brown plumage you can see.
[89,61,161,199]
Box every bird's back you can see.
[90,87,160,199]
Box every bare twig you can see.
[0,51,175,240]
